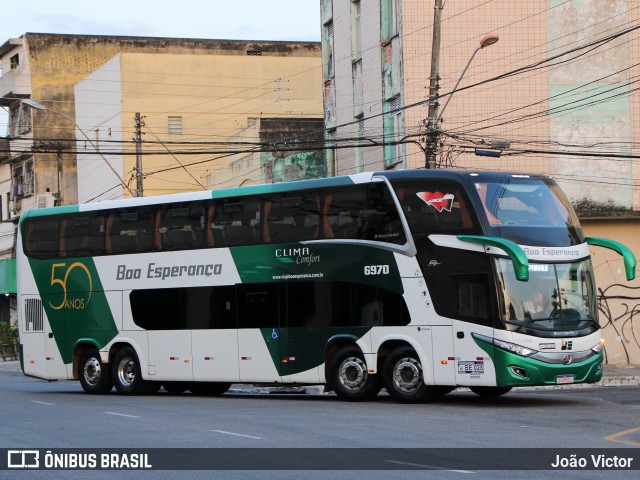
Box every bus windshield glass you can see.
[474,177,579,228]
[497,258,598,336]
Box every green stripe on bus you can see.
[212,176,355,199]
[27,257,119,364]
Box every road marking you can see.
[211,430,263,440]
[104,412,140,418]
[384,460,475,474]
[604,426,640,446]
[31,400,55,406]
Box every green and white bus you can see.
[16,170,636,402]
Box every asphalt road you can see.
[0,367,639,480]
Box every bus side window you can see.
[358,184,405,244]
[157,201,206,251]
[23,217,59,259]
[107,206,155,254]
[323,187,360,239]
[60,212,105,258]
[214,197,260,247]
[264,192,319,244]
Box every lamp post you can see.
[21,98,134,198]
[425,32,500,168]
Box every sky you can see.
[1,0,321,41]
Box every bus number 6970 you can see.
[364,265,390,275]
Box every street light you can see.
[21,98,134,198]
[425,32,500,168]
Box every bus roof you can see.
[20,170,552,219]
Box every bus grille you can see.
[24,298,44,332]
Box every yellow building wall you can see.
[119,53,323,197]
[582,219,640,365]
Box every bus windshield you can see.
[474,177,579,228]
[497,258,598,336]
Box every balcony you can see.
[0,68,31,104]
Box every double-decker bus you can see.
[16,171,636,403]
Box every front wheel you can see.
[329,345,381,401]
[383,346,435,403]
[79,349,112,394]
[469,386,512,398]
[112,346,153,395]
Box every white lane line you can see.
[211,429,263,440]
[104,412,140,418]
[31,400,55,406]
[384,460,475,474]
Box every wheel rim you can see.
[338,356,367,391]
[117,356,137,386]
[392,357,423,393]
[83,357,102,386]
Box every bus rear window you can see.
[23,217,59,259]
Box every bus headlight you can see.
[472,333,538,358]
[591,339,605,353]
[493,338,538,357]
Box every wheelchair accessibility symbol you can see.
[272,328,279,340]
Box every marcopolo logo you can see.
[49,262,92,311]
[275,247,321,266]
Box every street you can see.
[0,366,639,479]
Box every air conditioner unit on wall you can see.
[36,194,55,209]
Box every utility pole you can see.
[425,0,443,169]
[56,144,63,205]
[134,112,144,197]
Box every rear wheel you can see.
[329,345,381,401]
[469,386,512,398]
[189,382,231,396]
[383,346,435,403]
[112,346,153,395]
[79,349,112,394]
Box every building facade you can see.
[74,52,322,201]
[321,0,640,364]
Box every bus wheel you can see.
[329,345,380,402]
[469,386,512,397]
[112,346,150,395]
[163,382,189,394]
[383,346,434,403]
[79,349,112,394]
[189,382,232,396]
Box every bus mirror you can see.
[457,235,529,282]
[586,237,636,281]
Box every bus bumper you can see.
[491,348,604,387]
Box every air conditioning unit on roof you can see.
[36,194,55,209]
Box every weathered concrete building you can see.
[321,0,640,364]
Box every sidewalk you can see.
[1,359,638,389]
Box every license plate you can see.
[556,374,574,384]
[457,361,484,374]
